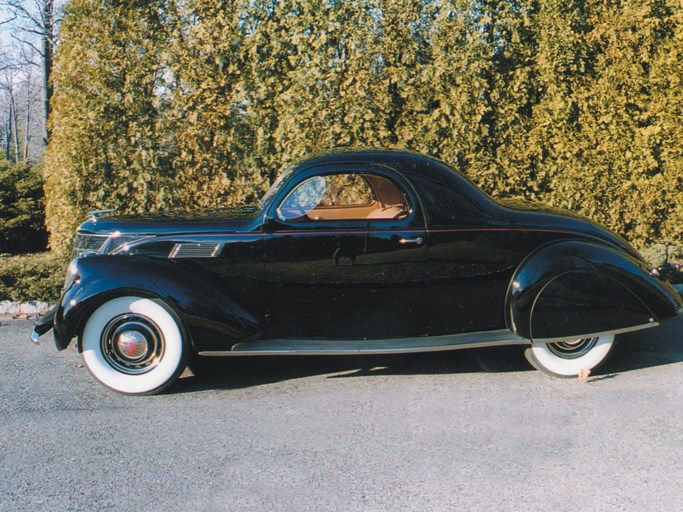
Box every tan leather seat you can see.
[365,206,403,219]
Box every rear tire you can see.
[525,335,614,378]
[81,296,186,395]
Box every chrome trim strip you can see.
[531,321,659,343]
[210,244,224,257]
[199,329,530,357]
[169,243,181,259]
[109,236,157,255]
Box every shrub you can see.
[0,253,64,302]
[0,160,49,254]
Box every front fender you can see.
[506,240,682,341]
[53,255,261,352]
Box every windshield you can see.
[258,163,298,208]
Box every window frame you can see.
[266,163,423,230]
[276,173,381,222]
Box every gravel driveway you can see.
[1,317,682,511]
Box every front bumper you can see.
[30,307,56,344]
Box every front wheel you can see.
[81,296,187,394]
[524,334,615,378]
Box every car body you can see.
[33,149,683,394]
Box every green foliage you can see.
[44,0,683,256]
[44,0,178,257]
[167,0,268,210]
[0,160,48,254]
[0,252,64,302]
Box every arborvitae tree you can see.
[167,0,266,209]
[271,0,383,149]
[401,0,538,198]
[43,0,175,257]
[402,2,492,170]
[239,0,302,180]
[240,0,386,174]
[461,0,539,198]
[524,0,590,204]
[649,2,683,241]
[371,0,434,147]
[549,0,682,242]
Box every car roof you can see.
[299,147,450,170]
[291,148,495,222]
[298,147,483,194]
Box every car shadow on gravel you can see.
[169,350,487,394]
[170,316,683,393]
[598,316,683,374]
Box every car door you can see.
[262,163,430,340]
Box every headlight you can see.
[63,259,79,291]
[72,232,154,258]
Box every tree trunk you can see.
[10,91,19,162]
[4,106,11,161]
[42,0,54,145]
[24,80,31,161]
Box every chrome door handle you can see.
[399,237,423,245]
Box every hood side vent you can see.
[169,243,223,259]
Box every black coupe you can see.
[32,149,683,394]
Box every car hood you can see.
[498,198,644,263]
[78,206,261,236]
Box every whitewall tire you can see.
[81,296,186,394]
[524,334,615,378]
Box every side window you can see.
[277,176,327,220]
[318,174,374,206]
[277,172,411,222]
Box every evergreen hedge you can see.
[44,0,683,257]
[0,253,64,302]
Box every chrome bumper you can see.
[29,330,41,344]
[30,307,56,344]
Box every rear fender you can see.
[506,240,682,341]
[53,256,260,352]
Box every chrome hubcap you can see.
[547,337,598,359]
[101,314,165,374]
[115,330,148,361]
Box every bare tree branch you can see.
[0,14,18,25]
[2,0,56,146]
[14,25,49,37]
[3,1,44,29]
[11,33,46,56]
[2,0,59,46]
[0,61,21,73]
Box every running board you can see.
[198,329,530,357]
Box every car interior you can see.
[277,173,411,221]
